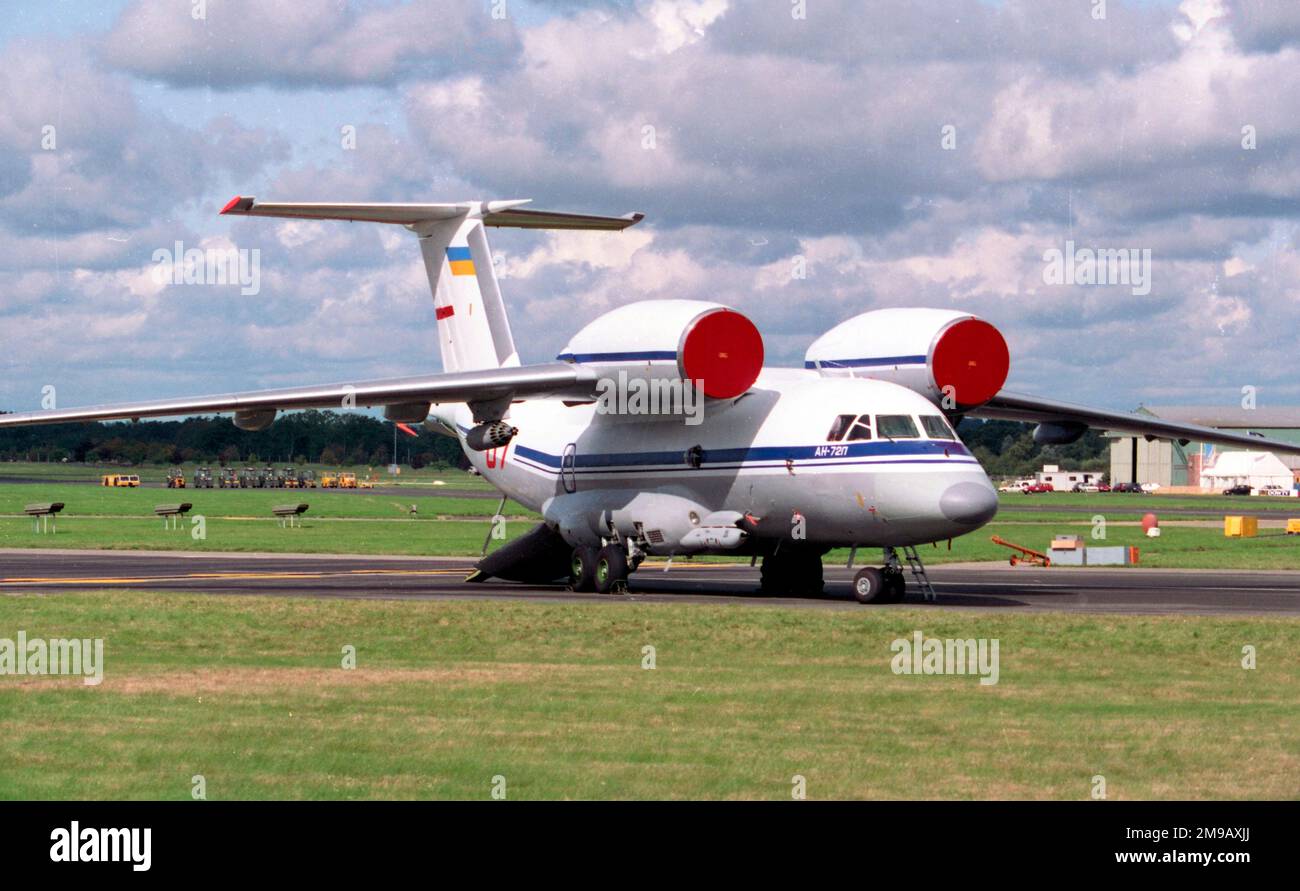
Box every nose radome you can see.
[939,481,998,526]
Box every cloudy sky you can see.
[2,0,1298,414]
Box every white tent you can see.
[1199,451,1294,491]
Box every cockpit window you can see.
[845,418,873,441]
[826,414,857,442]
[920,415,957,440]
[875,414,920,439]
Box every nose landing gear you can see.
[851,565,905,604]
[851,547,925,604]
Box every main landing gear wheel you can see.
[594,544,629,594]
[883,569,907,603]
[852,567,888,604]
[570,546,599,592]
[759,551,825,597]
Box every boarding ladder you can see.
[902,545,937,602]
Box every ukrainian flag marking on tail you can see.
[446,245,475,276]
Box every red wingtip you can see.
[220,195,243,215]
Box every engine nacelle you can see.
[1033,421,1088,445]
[233,409,276,431]
[805,308,1009,410]
[465,420,517,451]
[557,300,764,400]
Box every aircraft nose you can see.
[939,481,998,526]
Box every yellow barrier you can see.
[1287,518,1300,535]
[1224,516,1258,538]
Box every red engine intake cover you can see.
[679,309,765,399]
[931,318,1010,408]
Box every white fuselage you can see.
[437,368,999,555]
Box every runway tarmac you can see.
[1,548,1297,616]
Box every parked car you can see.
[1222,484,1252,496]
[1112,482,1144,493]
[1072,483,1100,493]
[1022,482,1054,493]
[1097,483,1111,492]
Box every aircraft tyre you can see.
[852,567,887,604]
[760,552,824,597]
[594,545,629,594]
[883,569,907,603]
[570,546,599,592]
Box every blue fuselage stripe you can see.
[512,455,978,477]
[510,440,970,470]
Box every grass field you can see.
[0,460,497,491]
[1000,491,1300,512]
[0,516,508,556]
[0,591,1295,799]
[0,482,530,520]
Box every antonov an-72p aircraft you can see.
[4,197,1298,602]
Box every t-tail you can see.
[221,196,643,373]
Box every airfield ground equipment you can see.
[273,503,309,528]
[24,502,64,534]
[991,535,1051,567]
[154,502,193,530]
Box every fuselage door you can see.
[561,443,577,493]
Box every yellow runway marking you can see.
[0,568,470,587]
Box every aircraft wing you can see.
[0,364,599,427]
[972,391,1300,455]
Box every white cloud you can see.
[101,0,520,88]
[2,0,1300,411]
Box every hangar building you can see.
[1108,406,1300,491]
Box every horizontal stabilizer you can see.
[220,196,644,231]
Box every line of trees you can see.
[955,418,1110,479]
[0,410,466,469]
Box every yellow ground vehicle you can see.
[101,473,141,487]
[338,472,358,489]
[319,471,339,489]
[357,473,377,489]
[166,469,187,489]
